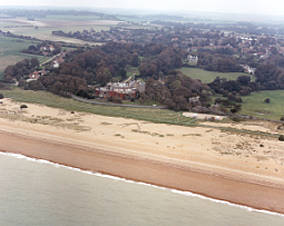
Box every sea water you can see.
[0,152,284,226]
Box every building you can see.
[28,70,46,80]
[95,80,145,100]
[241,64,256,75]
[185,55,198,66]
[26,70,46,82]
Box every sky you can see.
[1,0,284,16]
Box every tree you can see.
[20,104,28,110]
[30,58,39,68]
[264,98,270,104]
[96,67,112,86]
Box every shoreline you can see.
[1,98,284,215]
[1,151,284,218]
[1,129,284,214]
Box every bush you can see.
[20,104,28,109]
[230,115,243,122]
[279,135,284,141]
[264,98,270,103]
[280,116,284,121]
[0,93,3,99]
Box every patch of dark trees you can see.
[3,58,40,82]
[140,71,215,112]
[138,47,186,78]
[197,50,244,73]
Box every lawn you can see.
[1,88,197,126]
[0,36,48,74]
[179,67,250,83]
[240,90,284,120]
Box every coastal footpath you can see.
[1,99,284,214]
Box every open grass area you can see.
[240,90,284,120]
[1,88,197,126]
[0,36,48,73]
[179,67,250,83]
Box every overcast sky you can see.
[1,0,284,16]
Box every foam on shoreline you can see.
[1,151,284,218]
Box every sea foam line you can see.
[1,151,284,218]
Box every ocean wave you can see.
[1,151,284,218]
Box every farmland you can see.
[0,36,48,77]
[0,15,121,44]
[179,67,250,83]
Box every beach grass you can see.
[2,88,283,138]
[1,88,197,126]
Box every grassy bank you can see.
[241,90,284,121]
[2,88,283,138]
[179,67,250,83]
[1,88,197,126]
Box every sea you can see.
[0,152,284,226]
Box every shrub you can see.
[230,115,242,122]
[279,135,284,141]
[20,104,28,109]
[264,98,270,103]
[280,116,284,121]
[0,93,3,99]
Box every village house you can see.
[241,64,256,75]
[26,70,46,82]
[53,61,60,68]
[40,44,55,53]
[95,80,145,100]
[189,96,200,106]
[52,53,65,68]
[185,55,198,66]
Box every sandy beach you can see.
[1,98,284,213]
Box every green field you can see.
[179,67,250,83]
[0,88,197,126]
[241,90,284,120]
[0,36,48,75]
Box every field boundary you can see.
[71,95,168,109]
